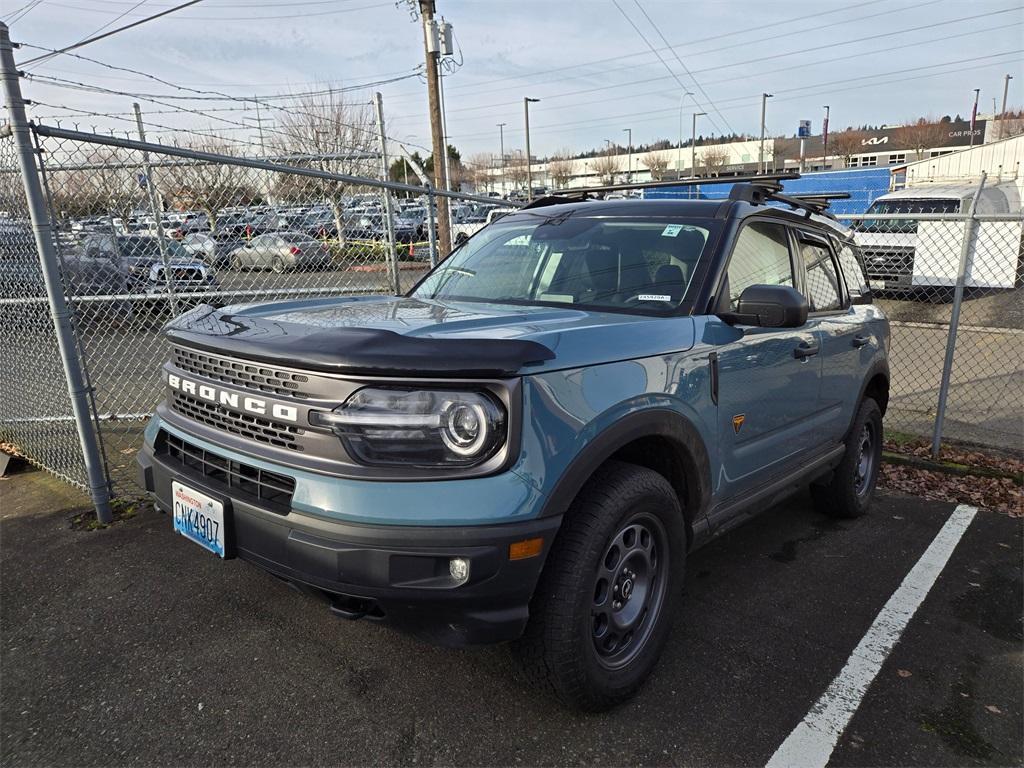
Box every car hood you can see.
[164,295,696,377]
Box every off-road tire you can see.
[514,460,686,711]
[812,397,882,518]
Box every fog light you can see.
[449,557,470,583]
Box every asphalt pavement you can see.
[1,468,1020,767]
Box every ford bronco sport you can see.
[137,177,890,711]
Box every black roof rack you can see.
[544,172,798,199]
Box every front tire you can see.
[812,397,882,518]
[514,461,686,711]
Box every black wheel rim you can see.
[854,421,876,497]
[590,513,668,670]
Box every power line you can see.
[632,0,736,135]
[4,0,46,24]
[41,0,395,21]
[446,49,1023,142]
[610,0,729,135]
[18,0,206,67]
[388,5,1020,126]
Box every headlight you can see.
[310,387,506,468]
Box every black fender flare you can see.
[855,357,890,415]
[537,408,712,533]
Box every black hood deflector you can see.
[164,304,555,378]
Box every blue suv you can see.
[137,180,890,710]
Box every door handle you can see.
[794,340,819,359]
[852,334,871,348]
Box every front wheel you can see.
[514,461,686,711]
[812,397,882,518]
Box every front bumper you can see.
[137,432,560,647]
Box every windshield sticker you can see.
[638,294,672,302]
[661,224,683,237]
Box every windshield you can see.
[413,214,713,313]
[856,198,960,234]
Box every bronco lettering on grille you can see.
[167,373,299,423]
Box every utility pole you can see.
[822,105,830,168]
[999,74,1013,140]
[524,97,539,199]
[969,88,981,147]
[418,0,451,255]
[497,122,506,196]
[691,112,705,179]
[758,92,772,174]
[373,92,400,295]
[133,103,178,318]
[623,127,632,183]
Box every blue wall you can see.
[642,168,892,215]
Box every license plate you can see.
[172,481,226,558]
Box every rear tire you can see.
[812,397,882,519]
[514,461,686,711]
[270,255,287,273]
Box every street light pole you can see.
[623,127,632,183]
[969,88,981,147]
[524,97,539,199]
[691,111,706,179]
[677,91,693,179]
[758,92,773,174]
[822,105,830,169]
[497,122,506,196]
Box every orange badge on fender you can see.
[732,414,745,434]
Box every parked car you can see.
[452,207,513,246]
[180,231,246,269]
[76,234,217,296]
[227,232,332,272]
[138,180,889,711]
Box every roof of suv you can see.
[503,197,853,239]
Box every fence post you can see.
[0,22,112,522]
[133,103,179,316]
[930,172,987,457]
[425,185,439,267]
[372,92,400,294]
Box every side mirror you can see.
[719,284,808,328]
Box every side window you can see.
[800,238,843,312]
[835,240,871,301]
[726,221,794,309]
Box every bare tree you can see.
[993,109,1024,140]
[701,148,730,177]
[641,152,670,180]
[591,153,618,185]
[547,153,575,188]
[160,140,258,230]
[49,147,144,224]
[828,129,866,168]
[464,152,494,192]
[900,118,948,160]
[505,149,529,192]
[272,88,377,239]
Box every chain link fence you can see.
[839,201,1023,452]
[0,129,92,488]
[3,115,1022,507]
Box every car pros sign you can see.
[166,372,299,423]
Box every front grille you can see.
[158,267,205,282]
[157,430,294,513]
[173,347,311,399]
[863,247,915,281]
[171,390,304,451]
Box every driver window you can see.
[725,221,794,309]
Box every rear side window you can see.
[835,241,871,300]
[800,239,843,312]
[725,221,793,309]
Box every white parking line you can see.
[766,504,978,768]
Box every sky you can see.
[4,0,1023,161]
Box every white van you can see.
[853,182,1023,291]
